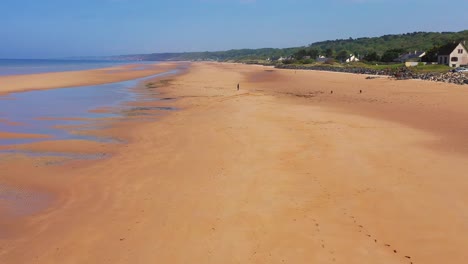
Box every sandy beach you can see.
[1,62,468,264]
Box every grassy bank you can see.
[241,59,453,75]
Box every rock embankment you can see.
[393,68,468,85]
[275,64,468,85]
[276,64,393,75]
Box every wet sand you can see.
[1,62,468,264]
[0,131,50,139]
[0,62,180,94]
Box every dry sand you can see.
[0,62,467,264]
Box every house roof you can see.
[399,52,425,60]
[395,51,425,62]
[438,42,466,56]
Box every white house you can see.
[345,54,360,63]
[437,41,468,68]
[316,55,328,63]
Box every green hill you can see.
[308,31,468,57]
[117,30,468,62]
[129,48,298,62]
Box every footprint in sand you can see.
[344,209,415,263]
[313,221,337,262]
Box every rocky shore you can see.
[275,64,468,85]
[393,68,468,85]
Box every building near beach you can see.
[437,41,468,68]
[316,55,328,63]
[395,51,426,63]
[345,54,360,63]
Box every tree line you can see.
[291,30,468,63]
[122,30,468,63]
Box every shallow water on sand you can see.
[0,68,180,221]
[0,184,52,218]
[0,59,155,76]
[0,70,178,146]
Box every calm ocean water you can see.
[0,59,151,76]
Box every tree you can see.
[336,50,349,62]
[363,52,380,62]
[307,48,319,59]
[422,45,440,62]
[325,48,334,58]
[294,49,307,59]
[381,48,405,62]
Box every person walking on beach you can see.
[237,83,240,91]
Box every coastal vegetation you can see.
[116,30,468,64]
[306,31,468,59]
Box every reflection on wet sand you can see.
[0,70,179,146]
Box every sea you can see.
[0,59,151,76]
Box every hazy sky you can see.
[1,0,467,58]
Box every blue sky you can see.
[1,0,467,58]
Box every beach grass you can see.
[411,64,451,73]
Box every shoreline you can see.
[1,62,468,264]
[0,65,187,220]
[0,62,185,95]
[0,65,187,146]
